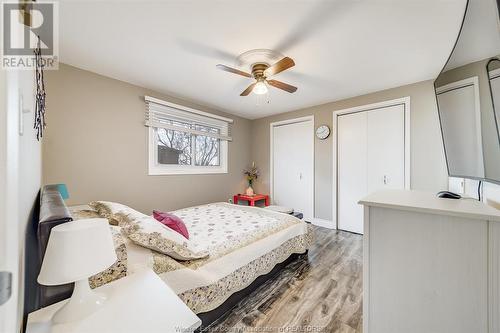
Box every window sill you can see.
[148,166,228,176]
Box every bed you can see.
[25,185,312,329]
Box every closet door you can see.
[272,119,314,220]
[337,104,405,234]
[436,81,483,178]
[366,105,405,193]
[338,112,367,234]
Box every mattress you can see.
[70,203,313,314]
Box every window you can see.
[145,96,232,175]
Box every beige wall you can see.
[43,65,448,221]
[43,64,252,213]
[251,80,448,221]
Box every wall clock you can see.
[316,125,330,140]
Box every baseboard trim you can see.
[308,218,336,229]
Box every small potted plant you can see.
[243,162,260,196]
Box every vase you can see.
[245,186,254,196]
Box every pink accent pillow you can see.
[153,210,189,239]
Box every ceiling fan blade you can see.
[216,64,252,78]
[267,79,298,93]
[264,57,295,77]
[240,83,257,96]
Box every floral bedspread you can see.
[71,203,313,313]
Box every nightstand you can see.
[26,269,201,333]
[233,193,270,206]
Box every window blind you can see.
[145,96,233,141]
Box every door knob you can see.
[383,175,388,185]
[299,172,303,180]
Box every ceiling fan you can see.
[216,57,298,96]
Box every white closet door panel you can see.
[273,124,297,209]
[338,112,367,234]
[437,84,483,178]
[273,120,314,219]
[367,105,405,193]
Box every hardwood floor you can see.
[208,226,363,333]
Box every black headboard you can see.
[24,185,74,323]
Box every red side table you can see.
[233,194,270,207]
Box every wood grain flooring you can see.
[206,226,363,333]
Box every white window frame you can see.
[146,97,231,175]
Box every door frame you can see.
[270,115,315,220]
[0,71,22,333]
[332,97,411,229]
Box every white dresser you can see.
[360,190,500,333]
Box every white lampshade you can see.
[253,80,268,95]
[38,218,117,286]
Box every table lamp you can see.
[37,218,117,323]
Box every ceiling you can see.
[58,0,467,119]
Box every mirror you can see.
[434,0,500,183]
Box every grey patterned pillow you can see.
[70,204,118,225]
[117,212,208,261]
[69,208,128,287]
[88,201,207,260]
[88,201,143,226]
[89,225,127,288]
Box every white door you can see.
[337,112,367,234]
[0,29,39,333]
[272,119,314,220]
[337,104,406,234]
[0,71,21,333]
[366,106,405,192]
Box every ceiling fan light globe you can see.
[253,81,268,95]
